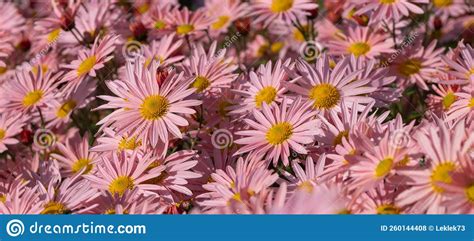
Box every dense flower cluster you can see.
[0,0,472,215]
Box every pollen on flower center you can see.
[376,204,400,214]
[118,136,142,151]
[468,98,474,108]
[397,58,422,77]
[41,201,70,214]
[109,176,134,196]
[22,90,44,107]
[298,181,314,193]
[56,100,77,118]
[0,129,5,140]
[140,95,170,120]
[266,122,293,145]
[211,16,230,30]
[271,0,293,13]
[466,185,474,203]
[154,20,166,30]
[379,0,396,4]
[348,42,371,57]
[309,83,341,109]
[433,0,453,7]
[255,86,277,108]
[374,157,394,178]
[430,162,456,193]
[72,158,93,174]
[176,24,194,35]
[442,92,456,109]
[191,76,211,93]
[77,56,97,76]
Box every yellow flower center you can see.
[232,192,242,202]
[255,86,277,108]
[137,3,149,14]
[118,136,142,151]
[466,184,474,203]
[298,181,314,193]
[154,20,166,30]
[71,158,93,174]
[376,204,400,214]
[0,67,7,75]
[109,176,134,196]
[211,16,230,30]
[0,194,5,203]
[32,64,49,76]
[47,28,61,44]
[397,58,422,77]
[140,95,170,120]
[0,129,5,140]
[41,201,70,214]
[257,43,269,57]
[333,130,349,146]
[218,100,231,117]
[191,76,211,93]
[468,98,474,108]
[348,42,371,57]
[433,0,453,7]
[374,157,394,178]
[176,24,194,35]
[77,56,96,76]
[270,42,284,53]
[430,162,456,193]
[266,122,293,145]
[309,83,341,109]
[22,90,43,107]
[56,100,77,118]
[293,26,308,42]
[442,92,456,109]
[270,0,293,13]
[379,0,396,4]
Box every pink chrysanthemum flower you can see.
[348,131,409,195]
[96,58,201,148]
[287,55,375,114]
[353,183,407,214]
[432,0,469,18]
[143,33,184,67]
[183,41,238,94]
[284,155,326,193]
[38,175,99,214]
[440,136,474,214]
[327,26,395,59]
[50,134,98,176]
[84,152,165,197]
[141,150,201,203]
[87,189,166,214]
[142,2,175,37]
[427,83,460,115]
[74,0,117,40]
[446,91,474,123]
[231,59,292,114]
[44,80,96,129]
[396,117,465,214]
[353,0,428,24]
[251,0,318,27]
[91,127,145,154]
[62,34,118,93]
[166,7,213,38]
[0,180,42,214]
[206,0,250,34]
[197,156,279,209]
[442,43,473,87]
[0,68,60,114]
[0,2,25,34]
[388,41,444,90]
[0,112,25,153]
[235,97,319,166]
